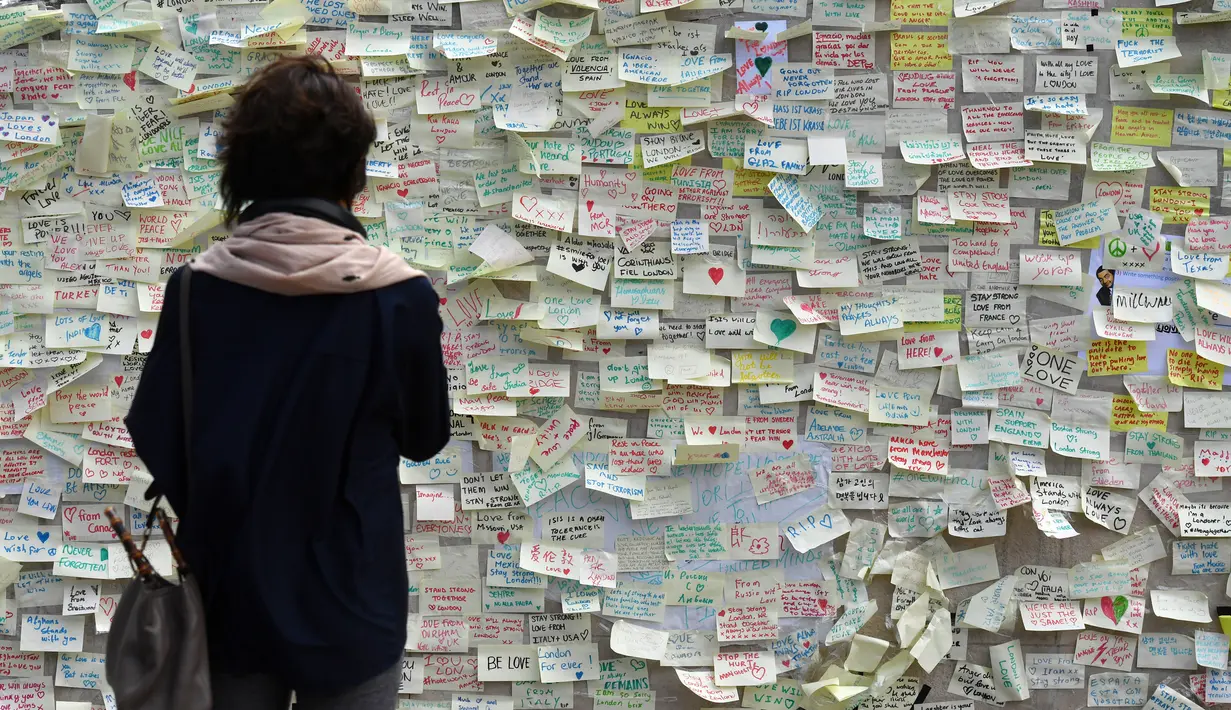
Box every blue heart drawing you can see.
[575,671,584,680]
[818,514,832,529]
[849,428,864,441]
[36,530,50,543]
[720,452,730,459]
[83,323,102,341]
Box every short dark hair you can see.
[218,56,375,223]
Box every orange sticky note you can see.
[890,32,952,71]
[1087,339,1149,376]
[1110,105,1174,148]
[1167,348,1224,390]
[1150,187,1211,224]
[1110,394,1168,433]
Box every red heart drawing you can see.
[1095,181,1124,201]
[708,425,717,434]
[140,329,153,339]
[717,610,725,617]
[561,568,570,575]
[122,71,136,91]
[799,303,814,312]
[397,188,409,198]
[782,440,794,450]
[64,508,76,523]
[1203,458,1211,466]
[439,298,447,305]
[933,346,943,357]
[497,531,511,543]
[602,347,610,354]
[783,660,791,667]
[707,267,724,284]
[529,387,541,395]
[99,598,116,617]
[519,195,539,211]
[803,641,811,648]
[586,200,595,212]
[114,376,123,387]
[1036,397,1044,406]
[435,135,447,145]
[816,373,827,380]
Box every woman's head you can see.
[218,56,376,223]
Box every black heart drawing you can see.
[755,21,768,30]
[571,260,586,272]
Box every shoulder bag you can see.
[104,265,211,710]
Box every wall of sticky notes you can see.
[1,0,1231,708]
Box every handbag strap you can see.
[105,267,194,581]
[179,265,193,471]
[138,266,194,572]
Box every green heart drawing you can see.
[770,318,797,343]
[754,56,773,77]
[1146,441,1156,450]
[1101,595,1129,624]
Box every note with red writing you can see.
[531,405,584,470]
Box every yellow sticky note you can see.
[731,350,795,383]
[1111,394,1168,433]
[1117,7,1172,37]
[1225,147,1231,167]
[622,100,681,133]
[890,31,952,71]
[903,294,962,332]
[1150,186,1211,224]
[1110,105,1174,148]
[890,0,952,26]
[1167,348,1225,390]
[1087,339,1149,376]
[1214,91,1231,111]
[1039,209,1100,249]
[724,157,772,196]
[633,146,688,183]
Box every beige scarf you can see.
[191,213,424,296]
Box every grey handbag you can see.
[104,266,212,710]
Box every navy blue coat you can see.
[126,252,449,692]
